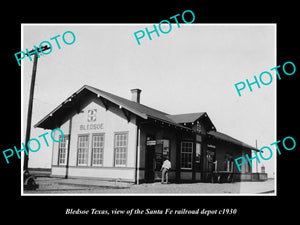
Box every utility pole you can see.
[23,45,50,190]
[255,139,258,173]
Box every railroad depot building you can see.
[35,85,266,183]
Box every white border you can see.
[21,23,277,197]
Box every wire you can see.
[33,97,57,107]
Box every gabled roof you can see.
[208,131,259,151]
[87,86,164,118]
[167,112,216,131]
[34,85,257,151]
[85,85,190,129]
[34,85,191,130]
[167,112,205,124]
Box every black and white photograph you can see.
[1,4,298,221]
[21,24,276,195]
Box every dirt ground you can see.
[23,177,275,195]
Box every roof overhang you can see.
[147,115,194,131]
[34,85,148,129]
[208,131,259,152]
[167,112,216,132]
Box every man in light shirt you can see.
[161,156,171,184]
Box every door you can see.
[154,140,170,180]
[145,136,156,182]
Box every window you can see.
[114,133,128,167]
[195,143,201,163]
[162,139,170,159]
[77,135,89,166]
[92,134,104,166]
[181,141,193,169]
[58,135,69,165]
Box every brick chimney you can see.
[130,88,142,103]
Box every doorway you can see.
[145,137,170,182]
[145,136,155,182]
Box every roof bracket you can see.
[121,108,131,123]
[73,103,82,114]
[99,96,109,111]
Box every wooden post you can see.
[24,53,38,171]
[24,45,50,172]
[23,45,50,190]
[192,132,196,182]
[255,139,258,173]
[65,118,72,179]
[175,132,181,182]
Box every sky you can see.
[22,24,276,177]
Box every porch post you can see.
[65,118,72,179]
[175,131,181,182]
[192,132,196,182]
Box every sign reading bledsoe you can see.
[79,123,104,130]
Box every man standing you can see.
[161,156,171,184]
